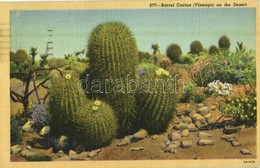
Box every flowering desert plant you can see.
[219,95,256,126]
[207,80,232,96]
[30,104,49,128]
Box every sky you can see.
[11,8,256,57]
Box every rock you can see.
[223,126,241,134]
[133,129,148,141]
[70,154,87,161]
[205,113,212,119]
[197,139,215,146]
[130,147,144,151]
[231,141,241,147]
[195,121,202,128]
[87,149,101,158]
[177,108,193,116]
[240,148,252,155]
[151,135,159,140]
[69,150,77,157]
[164,142,180,153]
[117,136,132,146]
[11,145,22,154]
[22,121,34,132]
[221,134,236,140]
[210,105,217,111]
[56,135,70,152]
[55,156,71,161]
[181,129,189,137]
[179,122,189,130]
[187,123,197,132]
[181,140,193,148]
[226,137,237,142]
[207,118,217,124]
[197,132,212,138]
[39,126,50,136]
[20,150,35,157]
[197,103,205,108]
[192,113,205,122]
[75,145,85,154]
[188,110,197,117]
[26,145,32,151]
[198,106,210,116]
[182,117,192,124]
[168,132,181,141]
[58,150,65,157]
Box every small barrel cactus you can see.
[48,74,87,136]
[166,43,182,63]
[218,35,231,50]
[209,45,219,55]
[86,21,139,135]
[190,40,203,55]
[74,100,118,148]
[136,68,177,134]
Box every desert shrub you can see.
[209,45,219,55]
[86,21,138,135]
[136,68,177,134]
[190,40,203,55]
[218,35,231,51]
[166,43,182,63]
[11,116,23,145]
[179,54,195,64]
[180,82,205,103]
[189,48,256,86]
[138,63,158,77]
[26,154,52,161]
[47,58,69,68]
[74,100,117,148]
[138,51,153,63]
[160,58,172,69]
[48,75,88,136]
[219,95,256,126]
[30,104,49,129]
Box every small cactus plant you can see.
[166,43,182,63]
[48,74,87,136]
[74,100,118,148]
[136,68,177,134]
[190,40,203,55]
[218,35,231,50]
[86,21,139,135]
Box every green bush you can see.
[86,21,138,135]
[209,45,219,55]
[219,95,256,126]
[180,82,205,103]
[136,68,177,134]
[11,116,23,145]
[179,54,195,64]
[75,100,117,148]
[166,43,182,63]
[218,35,231,51]
[48,75,88,136]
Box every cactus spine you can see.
[49,75,87,136]
[86,21,139,135]
[75,100,118,148]
[136,68,177,134]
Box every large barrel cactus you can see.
[49,74,87,136]
[74,100,118,148]
[136,68,177,134]
[86,21,139,135]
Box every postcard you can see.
[0,0,259,167]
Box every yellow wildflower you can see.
[94,100,102,106]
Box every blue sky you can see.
[11,8,256,57]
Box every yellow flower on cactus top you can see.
[92,106,99,111]
[65,73,71,80]
[156,68,170,76]
[94,100,102,106]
